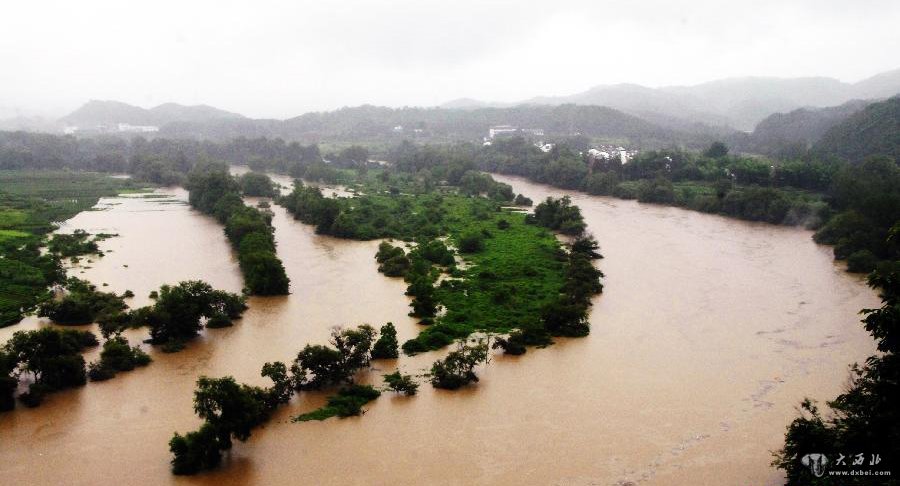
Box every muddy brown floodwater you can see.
[0,173,878,486]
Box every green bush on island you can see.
[382,371,419,396]
[292,325,376,390]
[88,336,151,382]
[375,242,410,277]
[47,229,100,257]
[293,384,381,421]
[238,172,276,197]
[370,322,399,359]
[95,280,246,350]
[492,331,527,355]
[37,277,126,325]
[430,339,490,390]
[529,196,586,235]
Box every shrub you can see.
[458,231,485,253]
[430,340,490,390]
[293,385,381,421]
[492,331,527,355]
[371,322,399,359]
[382,371,419,396]
[846,250,878,273]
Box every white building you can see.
[117,123,159,133]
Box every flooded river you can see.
[0,173,878,485]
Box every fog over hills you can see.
[444,68,900,131]
[59,100,245,127]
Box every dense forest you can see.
[812,96,900,164]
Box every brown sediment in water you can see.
[0,174,877,485]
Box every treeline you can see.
[0,131,324,185]
[168,324,487,475]
[386,139,899,273]
[775,229,899,484]
[186,167,290,295]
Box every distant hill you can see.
[157,103,711,148]
[733,99,872,157]
[813,96,900,163]
[443,68,900,131]
[60,100,245,127]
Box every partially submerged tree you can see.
[430,339,490,390]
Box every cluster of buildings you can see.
[482,125,637,163]
[586,145,635,164]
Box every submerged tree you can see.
[430,339,490,390]
[371,322,399,359]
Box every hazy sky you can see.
[2,0,899,119]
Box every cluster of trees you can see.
[0,235,64,327]
[112,281,248,351]
[37,277,126,325]
[0,131,324,182]
[237,171,276,197]
[1,327,98,410]
[169,324,402,474]
[375,241,411,277]
[528,196,587,235]
[187,168,289,294]
[775,230,899,484]
[812,156,900,273]
[279,180,455,240]
[46,229,103,257]
[87,336,151,381]
[430,339,491,389]
[539,235,605,338]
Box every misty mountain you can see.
[732,99,872,158]
[813,96,900,163]
[158,104,714,149]
[444,69,900,131]
[60,100,245,127]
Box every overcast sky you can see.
[2,0,898,119]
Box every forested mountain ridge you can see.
[812,96,900,163]
[730,99,872,158]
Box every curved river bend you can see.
[0,173,877,485]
